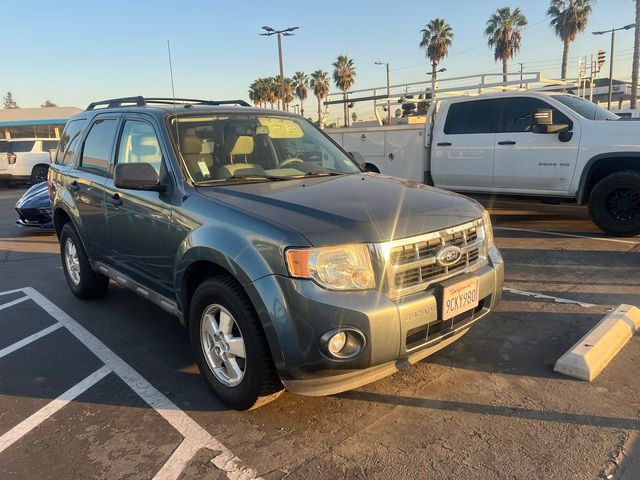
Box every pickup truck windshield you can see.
[553,95,619,121]
[171,113,360,184]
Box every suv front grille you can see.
[379,219,487,298]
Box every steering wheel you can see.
[280,157,305,167]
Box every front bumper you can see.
[249,245,504,396]
[15,207,54,230]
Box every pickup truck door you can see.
[102,116,176,298]
[431,98,500,190]
[493,96,580,192]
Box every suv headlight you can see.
[285,244,375,291]
[482,209,494,248]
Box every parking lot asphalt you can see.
[0,185,639,480]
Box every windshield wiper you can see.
[198,174,293,185]
[298,171,346,177]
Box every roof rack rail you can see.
[145,97,250,107]
[85,96,146,111]
[85,96,250,111]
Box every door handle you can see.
[437,142,452,147]
[498,141,516,145]
[69,181,80,193]
[107,193,123,207]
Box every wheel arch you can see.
[577,153,640,204]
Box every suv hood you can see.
[197,174,483,245]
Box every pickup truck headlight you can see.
[482,209,494,248]
[285,244,375,291]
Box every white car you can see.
[0,138,59,184]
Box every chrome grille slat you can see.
[379,219,487,299]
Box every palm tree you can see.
[485,7,528,83]
[282,77,294,111]
[292,72,309,117]
[333,55,356,127]
[310,70,330,126]
[419,18,454,88]
[267,76,280,109]
[547,0,593,80]
[632,0,640,109]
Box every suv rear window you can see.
[56,119,87,166]
[41,140,59,151]
[8,140,35,152]
[80,119,118,174]
[0,143,8,153]
[444,99,500,134]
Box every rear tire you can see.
[588,170,640,237]
[189,275,283,410]
[31,165,48,184]
[60,223,109,299]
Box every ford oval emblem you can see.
[436,245,463,267]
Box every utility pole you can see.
[375,61,391,125]
[260,26,300,111]
[519,63,524,89]
[593,24,635,110]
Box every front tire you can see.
[588,171,640,237]
[60,223,109,299]
[189,275,283,410]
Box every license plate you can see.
[442,277,480,320]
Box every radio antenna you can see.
[167,40,180,151]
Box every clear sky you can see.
[3,0,637,122]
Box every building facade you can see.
[0,106,82,139]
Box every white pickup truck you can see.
[327,91,640,236]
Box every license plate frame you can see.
[441,277,480,321]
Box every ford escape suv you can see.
[49,96,504,410]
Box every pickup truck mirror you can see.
[114,163,166,192]
[532,108,570,135]
[348,151,366,170]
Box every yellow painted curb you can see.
[554,304,640,381]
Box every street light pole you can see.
[375,61,391,125]
[593,24,635,110]
[261,26,299,111]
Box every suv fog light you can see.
[328,332,347,354]
[320,327,366,360]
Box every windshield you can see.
[553,94,619,121]
[170,113,361,184]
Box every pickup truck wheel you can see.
[30,165,48,184]
[588,171,640,237]
[190,276,283,410]
[60,223,109,299]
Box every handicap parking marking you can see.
[0,287,260,480]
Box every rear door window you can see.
[41,140,59,151]
[8,140,35,152]
[56,119,87,166]
[502,97,573,132]
[80,118,119,175]
[443,99,500,134]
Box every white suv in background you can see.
[0,138,59,184]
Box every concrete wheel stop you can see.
[554,304,640,381]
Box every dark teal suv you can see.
[49,96,504,410]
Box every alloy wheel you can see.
[605,187,640,222]
[200,304,247,387]
[64,238,81,285]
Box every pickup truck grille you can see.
[379,219,487,298]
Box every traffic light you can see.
[597,50,606,71]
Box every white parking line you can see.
[0,287,259,480]
[0,323,62,359]
[503,287,597,308]
[0,366,110,454]
[494,226,640,245]
[0,296,29,312]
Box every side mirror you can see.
[348,151,366,170]
[532,108,570,135]
[114,163,165,192]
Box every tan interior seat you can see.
[217,135,265,178]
